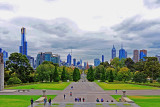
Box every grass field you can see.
[6,82,71,90]
[96,82,160,90]
[0,95,56,107]
[111,95,160,107]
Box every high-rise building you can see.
[67,54,71,66]
[125,51,127,58]
[80,59,82,65]
[86,62,89,69]
[77,61,80,66]
[0,48,2,53]
[119,45,126,60]
[94,58,101,66]
[140,49,147,61]
[102,55,104,62]
[112,45,116,59]
[51,54,60,65]
[73,58,76,66]
[3,50,8,67]
[44,52,52,61]
[156,55,160,63]
[84,62,87,69]
[36,52,45,67]
[19,27,27,55]
[133,50,139,63]
[27,55,34,68]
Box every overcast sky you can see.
[0,0,160,65]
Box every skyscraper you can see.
[80,59,82,65]
[84,62,87,69]
[94,58,101,66]
[102,55,104,62]
[125,51,127,58]
[19,27,27,55]
[3,50,8,68]
[86,62,89,69]
[73,58,76,66]
[140,49,147,61]
[133,50,139,63]
[119,45,126,60]
[112,45,116,59]
[67,53,71,66]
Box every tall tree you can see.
[100,67,106,82]
[87,66,94,82]
[117,67,131,82]
[61,66,67,82]
[108,70,114,82]
[73,68,80,82]
[125,58,135,72]
[53,66,60,82]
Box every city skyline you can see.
[0,0,160,64]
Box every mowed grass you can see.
[96,82,160,90]
[0,95,56,107]
[6,82,71,90]
[111,95,160,107]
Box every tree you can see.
[87,66,94,82]
[125,58,135,72]
[100,67,106,82]
[133,71,147,83]
[100,61,110,68]
[61,66,67,82]
[53,66,60,82]
[117,67,131,82]
[106,67,115,80]
[95,65,104,80]
[73,68,80,82]
[6,52,34,83]
[108,70,114,82]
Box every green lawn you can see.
[96,82,160,90]
[0,95,56,107]
[111,95,160,107]
[6,82,71,90]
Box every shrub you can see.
[7,77,22,85]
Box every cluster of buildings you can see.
[2,27,160,69]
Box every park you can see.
[1,54,160,107]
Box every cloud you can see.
[0,3,14,11]
[143,0,160,9]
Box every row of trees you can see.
[5,53,81,85]
[87,57,160,83]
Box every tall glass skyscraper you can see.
[19,27,27,55]
[102,55,104,62]
[73,58,76,66]
[119,46,126,60]
[94,58,101,66]
[140,50,147,61]
[67,54,71,66]
[112,45,116,59]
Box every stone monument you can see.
[0,53,4,91]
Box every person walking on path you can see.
[70,92,72,96]
[30,98,33,107]
[75,97,77,102]
[83,98,85,102]
[48,98,51,106]
[77,97,79,102]
[101,98,104,102]
[115,89,117,94]
[64,94,66,100]
[96,98,99,102]
[44,97,47,106]
[79,97,81,102]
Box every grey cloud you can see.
[0,3,14,11]
[143,0,160,9]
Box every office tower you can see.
[80,59,82,65]
[125,51,127,58]
[27,55,34,68]
[73,58,76,66]
[19,27,27,55]
[3,50,8,68]
[84,62,87,69]
[0,48,2,53]
[133,50,139,63]
[45,52,52,61]
[36,52,45,67]
[67,54,71,66]
[112,45,116,59]
[94,58,101,66]
[86,62,89,69]
[102,55,104,62]
[119,45,126,60]
[140,49,147,61]
[51,54,60,65]
[77,61,80,66]
[156,55,160,63]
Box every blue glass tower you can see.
[73,58,76,66]
[140,50,147,61]
[112,45,116,59]
[84,62,87,69]
[119,45,126,60]
[94,58,101,66]
[67,53,71,66]
[102,55,104,62]
[80,59,82,65]
[19,27,27,55]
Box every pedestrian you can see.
[75,97,77,102]
[101,98,104,102]
[70,92,72,96]
[64,94,66,100]
[79,97,81,102]
[115,89,117,94]
[48,98,51,106]
[77,97,79,102]
[106,100,109,102]
[83,98,85,102]
[44,97,47,105]
[30,98,33,107]
[96,98,99,102]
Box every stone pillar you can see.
[42,89,46,97]
[122,90,126,97]
[0,53,4,91]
